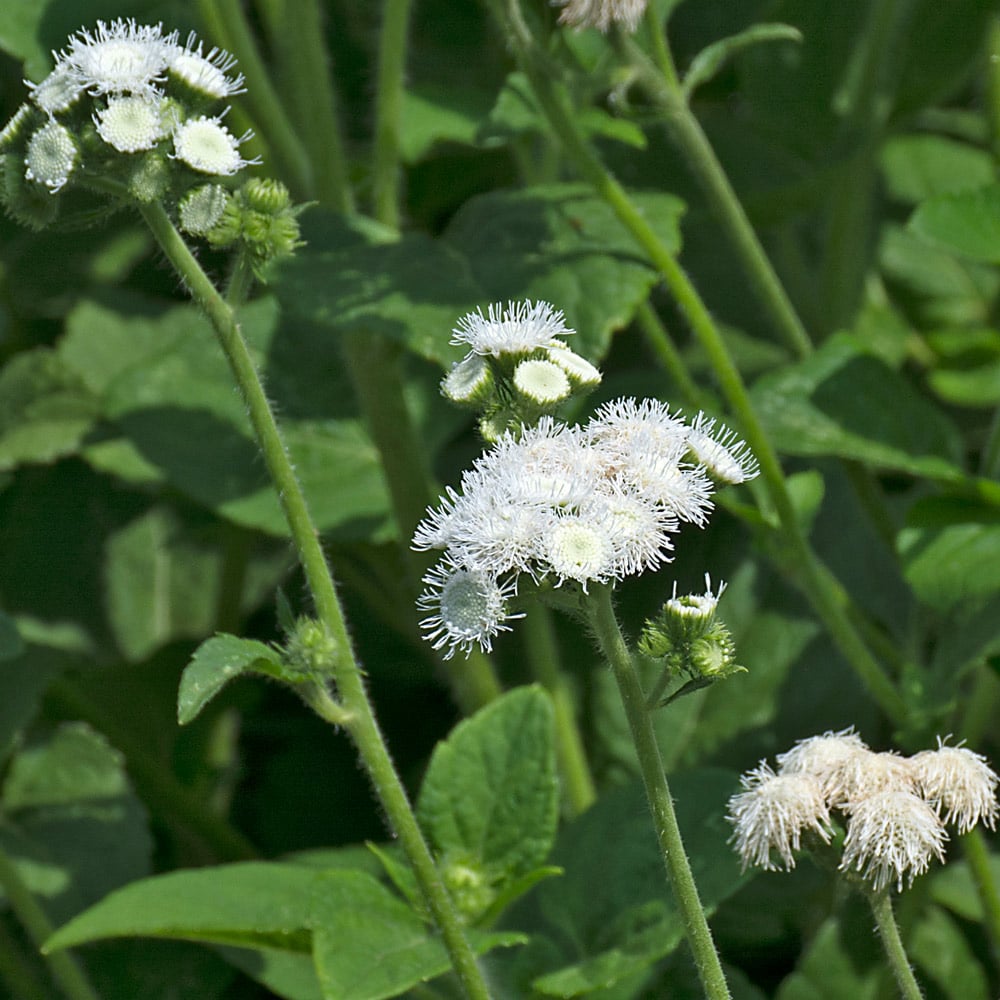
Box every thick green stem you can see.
[138,201,493,1000]
[372,0,414,227]
[868,890,924,1000]
[961,828,1000,962]
[0,846,101,1000]
[617,35,812,358]
[586,585,730,999]
[489,0,908,726]
[522,608,597,816]
[0,917,53,1000]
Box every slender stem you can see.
[0,918,50,1000]
[372,0,414,227]
[137,201,492,1000]
[587,585,731,999]
[0,846,101,1000]
[642,5,679,87]
[614,35,812,359]
[488,0,908,726]
[522,608,597,816]
[867,890,924,1000]
[961,828,1000,962]
[634,301,707,407]
[196,0,314,199]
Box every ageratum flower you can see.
[555,0,648,33]
[910,739,999,834]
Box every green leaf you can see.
[898,496,1000,611]
[417,686,558,921]
[511,774,747,996]
[399,84,491,162]
[178,634,286,725]
[880,135,995,205]
[925,327,1000,408]
[0,610,23,661]
[45,862,319,953]
[0,349,100,471]
[101,298,391,539]
[909,183,1000,263]
[311,869,523,1000]
[776,918,878,1000]
[445,184,684,362]
[750,332,964,479]
[683,24,802,100]
[910,905,989,1000]
[273,211,484,366]
[2,723,153,924]
[930,857,1000,922]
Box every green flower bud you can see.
[512,357,571,405]
[545,341,602,391]
[125,152,171,203]
[243,177,292,214]
[28,64,84,116]
[442,353,494,406]
[0,104,35,155]
[1,153,60,229]
[283,617,340,678]
[94,94,166,152]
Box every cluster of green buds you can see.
[639,575,743,706]
[0,19,300,269]
[441,301,602,441]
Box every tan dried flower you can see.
[555,0,648,33]
[910,739,999,834]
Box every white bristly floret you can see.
[686,412,760,485]
[586,397,688,455]
[726,762,832,871]
[910,738,999,834]
[94,95,166,152]
[58,19,174,95]
[840,789,947,892]
[417,561,522,659]
[556,0,648,32]
[166,33,245,98]
[665,573,726,619]
[173,114,255,175]
[538,514,614,589]
[451,301,575,358]
[776,727,871,804]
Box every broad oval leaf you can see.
[177,634,286,725]
[909,183,1000,263]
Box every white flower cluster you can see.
[442,301,601,416]
[728,730,999,893]
[413,390,758,659]
[3,19,253,196]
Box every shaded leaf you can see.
[910,904,988,1000]
[178,634,286,725]
[881,135,995,205]
[750,333,964,479]
[776,917,878,1000]
[683,24,802,100]
[910,183,1000,263]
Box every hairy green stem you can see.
[522,608,597,816]
[196,0,313,199]
[868,890,924,1000]
[961,828,1000,963]
[138,201,493,1000]
[616,34,812,358]
[0,846,101,1000]
[490,0,907,725]
[634,301,707,407]
[372,0,414,226]
[587,585,730,999]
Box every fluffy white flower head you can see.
[25,121,77,191]
[452,301,575,358]
[840,789,947,892]
[95,95,165,152]
[727,763,832,871]
[417,562,521,659]
[59,19,173,95]
[777,727,871,804]
[540,516,613,588]
[686,412,760,485]
[173,115,252,175]
[167,33,245,98]
[556,0,648,33]
[910,738,999,834]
